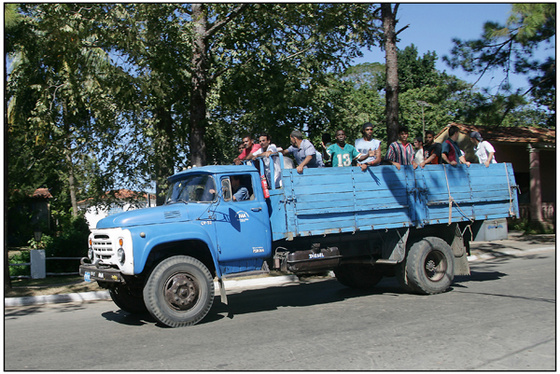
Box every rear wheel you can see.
[403,237,454,294]
[143,255,214,327]
[334,264,383,289]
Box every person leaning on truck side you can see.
[413,136,425,165]
[354,122,382,171]
[282,130,324,174]
[420,130,442,167]
[248,133,282,188]
[234,135,261,165]
[385,126,418,170]
[470,131,497,167]
[323,129,367,167]
[441,125,470,167]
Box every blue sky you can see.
[353,3,556,93]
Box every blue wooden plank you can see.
[278,163,518,240]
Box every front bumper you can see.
[79,258,125,283]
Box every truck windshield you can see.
[166,174,217,204]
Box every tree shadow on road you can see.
[203,277,409,324]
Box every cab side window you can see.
[223,174,253,202]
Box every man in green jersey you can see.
[324,129,368,167]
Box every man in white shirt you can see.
[249,133,282,188]
[354,122,382,171]
[470,131,497,167]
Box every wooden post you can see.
[528,144,543,222]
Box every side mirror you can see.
[221,178,232,202]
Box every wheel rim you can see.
[164,272,199,311]
[424,250,447,282]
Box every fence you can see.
[8,250,82,279]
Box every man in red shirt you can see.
[234,135,261,165]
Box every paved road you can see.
[5,248,555,370]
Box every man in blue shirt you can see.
[231,175,250,201]
[282,130,323,173]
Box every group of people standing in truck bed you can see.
[233,123,497,186]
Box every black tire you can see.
[143,256,214,327]
[109,284,148,314]
[334,264,383,289]
[395,260,414,293]
[404,237,454,295]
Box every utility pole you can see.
[416,100,430,140]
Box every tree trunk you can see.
[4,57,11,290]
[190,4,209,167]
[62,99,78,217]
[154,107,176,206]
[382,4,399,145]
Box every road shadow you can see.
[204,277,408,323]
[101,309,157,326]
[5,301,90,319]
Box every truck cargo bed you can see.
[270,163,518,241]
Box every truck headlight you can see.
[117,248,125,265]
[88,247,93,260]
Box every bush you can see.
[8,250,31,277]
[509,218,555,235]
[45,216,90,273]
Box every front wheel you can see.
[143,256,214,327]
[403,237,454,295]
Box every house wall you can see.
[83,202,149,229]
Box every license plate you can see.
[84,271,91,282]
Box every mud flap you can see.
[451,224,470,276]
[218,278,228,305]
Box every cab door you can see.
[212,174,272,263]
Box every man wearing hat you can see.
[354,122,382,171]
[470,131,497,167]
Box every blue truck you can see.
[79,157,519,327]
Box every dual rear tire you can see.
[335,237,454,295]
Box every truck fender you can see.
[130,224,221,277]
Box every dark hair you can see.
[425,130,435,137]
[398,126,409,134]
[242,134,252,141]
[259,133,271,141]
[415,137,423,144]
[448,125,459,137]
[362,122,374,133]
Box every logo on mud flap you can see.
[236,210,250,223]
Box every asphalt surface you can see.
[5,231,555,307]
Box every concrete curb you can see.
[5,275,301,308]
[6,247,554,308]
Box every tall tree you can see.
[444,3,555,127]
[380,4,409,144]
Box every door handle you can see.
[251,207,262,212]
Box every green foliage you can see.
[8,251,31,277]
[444,3,555,126]
[44,216,89,273]
[509,218,555,235]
